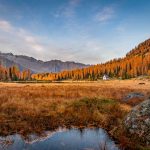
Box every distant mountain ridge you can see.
[0,52,88,73]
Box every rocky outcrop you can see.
[124,99,150,145]
[124,92,144,101]
[123,92,145,106]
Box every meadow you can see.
[0,79,150,149]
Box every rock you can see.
[123,92,145,106]
[138,82,145,85]
[124,99,150,145]
[124,92,144,101]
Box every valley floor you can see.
[0,79,150,149]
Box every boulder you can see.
[124,92,144,101]
[124,99,150,145]
[123,92,145,106]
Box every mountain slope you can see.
[126,39,150,57]
[0,52,88,73]
[32,38,150,80]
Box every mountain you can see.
[126,39,150,57]
[0,52,88,73]
[32,38,150,80]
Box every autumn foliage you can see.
[32,39,150,81]
[0,64,31,81]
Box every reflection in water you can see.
[0,128,119,150]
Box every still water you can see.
[0,128,119,150]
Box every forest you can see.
[32,39,150,81]
[0,64,31,81]
[0,39,150,81]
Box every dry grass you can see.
[0,79,150,149]
[0,79,149,100]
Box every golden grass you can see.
[0,79,149,149]
[0,79,149,100]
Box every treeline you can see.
[0,64,31,81]
[32,39,150,81]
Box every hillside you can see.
[126,39,150,56]
[0,52,88,73]
[32,38,150,80]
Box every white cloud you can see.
[0,18,120,64]
[30,43,44,52]
[53,0,81,18]
[0,20,13,32]
[22,35,44,52]
[25,36,36,43]
[19,34,44,52]
[0,19,108,64]
[95,6,114,23]
[70,0,80,6]
[0,20,45,54]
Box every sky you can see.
[0,0,150,64]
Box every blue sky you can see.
[0,0,150,64]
